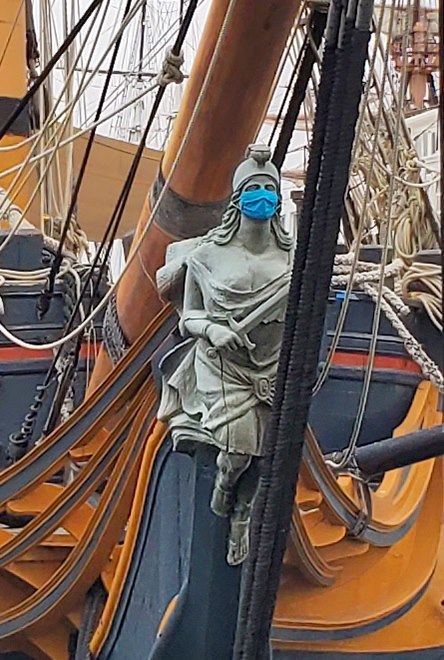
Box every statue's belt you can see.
[253,376,276,405]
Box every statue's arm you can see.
[181,267,242,351]
[180,269,212,339]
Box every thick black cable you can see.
[0,0,104,140]
[11,0,199,448]
[273,10,327,170]
[234,0,342,651]
[440,0,444,397]
[37,0,133,319]
[234,0,373,655]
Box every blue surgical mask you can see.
[240,188,279,220]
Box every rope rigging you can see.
[0,0,105,141]
[0,0,200,270]
[36,0,135,320]
[440,0,444,378]
[313,0,442,395]
[0,3,191,353]
[234,0,374,654]
[272,8,327,170]
[6,0,200,460]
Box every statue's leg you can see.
[227,458,260,566]
[211,451,252,518]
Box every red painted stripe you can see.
[331,351,421,374]
[0,342,101,363]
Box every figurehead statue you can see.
[157,145,292,565]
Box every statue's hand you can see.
[207,324,243,351]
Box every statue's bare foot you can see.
[227,520,249,566]
[211,485,233,517]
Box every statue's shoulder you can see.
[156,237,220,305]
[156,237,200,306]
[188,241,220,268]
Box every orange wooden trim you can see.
[90,420,168,655]
[331,351,422,374]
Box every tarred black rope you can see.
[273,9,327,170]
[0,0,104,140]
[233,0,342,653]
[234,0,373,655]
[37,0,134,319]
[440,0,444,398]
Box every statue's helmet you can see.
[232,144,280,193]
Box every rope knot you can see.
[157,48,185,87]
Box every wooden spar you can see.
[0,0,30,216]
[89,0,301,389]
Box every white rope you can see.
[328,15,412,469]
[313,0,399,396]
[0,0,227,353]
[0,2,111,256]
[400,261,442,332]
[0,79,159,183]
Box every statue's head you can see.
[233,144,280,222]
[204,144,292,251]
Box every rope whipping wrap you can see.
[233,0,374,656]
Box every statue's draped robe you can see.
[158,248,289,456]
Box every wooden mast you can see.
[0,0,30,217]
[89,0,301,388]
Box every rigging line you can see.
[313,0,399,395]
[0,0,196,157]
[336,1,412,468]
[138,0,147,81]
[0,0,183,177]
[15,0,203,437]
[273,9,327,170]
[440,0,444,380]
[0,0,232,354]
[0,0,107,210]
[0,0,106,141]
[0,3,112,257]
[0,77,158,183]
[83,0,204,131]
[0,0,26,71]
[37,0,137,319]
[267,2,308,148]
[42,118,149,434]
[0,0,150,239]
[61,0,77,217]
[235,0,372,653]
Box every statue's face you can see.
[240,174,279,221]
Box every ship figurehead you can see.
[156,144,293,566]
